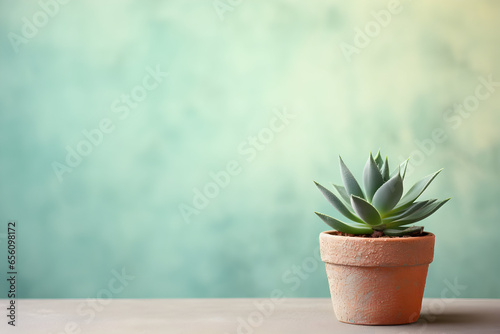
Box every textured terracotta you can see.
[320,231,435,325]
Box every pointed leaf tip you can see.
[363,153,384,202]
[374,151,384,169]
[339,157,365,199]
[388,198,450,228]
[395,169,443,210]
[381,157,390,181]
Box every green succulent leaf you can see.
[314,181,363,223]
[395,169,443,211]
[374,150,384,169]
[381,157,390,181]
[363,153,385,202]
[339,156,365,199]
[350,195,382,226]
[383,226,424,236]
[332,183,351,207]
[383,200,436,222]
[315,212,373,234]
[391,158,410,180]
[371,172,404,214]
[401,159,409,180]
[387,198,450,228]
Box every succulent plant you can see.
[314,151,449,236]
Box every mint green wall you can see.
[1,0,499,299]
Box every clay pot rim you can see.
[321,230,435,243]
[320,230,435,266]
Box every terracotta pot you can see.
[319,231,435,325]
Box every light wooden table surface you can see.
[1,298,499,333]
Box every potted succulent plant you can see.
[314,151,449,325]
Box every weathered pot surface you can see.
[320,231,435,325]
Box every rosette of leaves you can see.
[314,151,449,236]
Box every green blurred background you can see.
[1,0,499,299]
